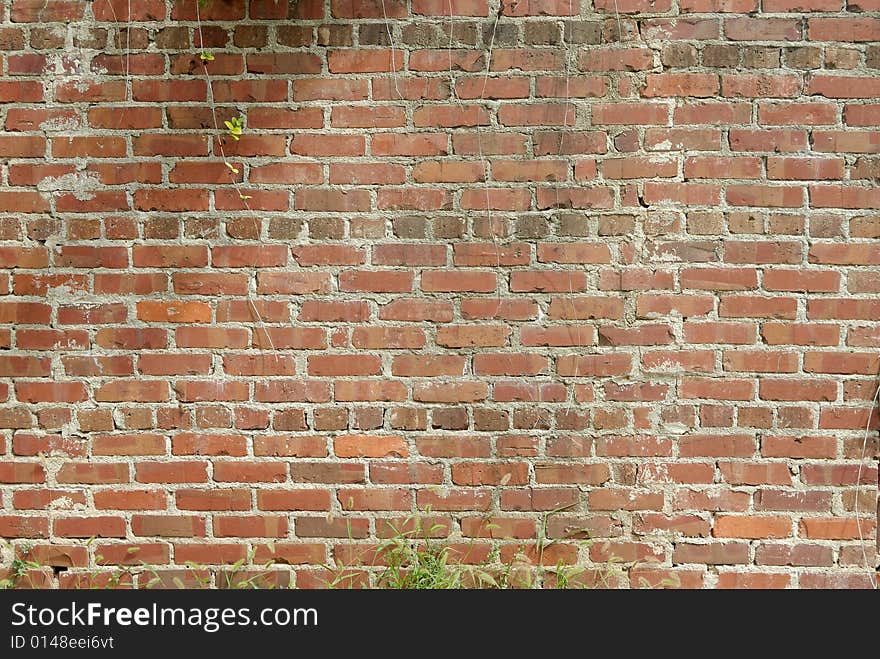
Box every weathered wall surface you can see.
[0,0,878,588]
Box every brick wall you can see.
[0,0,878,588]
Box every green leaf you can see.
[224,116,244,141]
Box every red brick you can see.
[593,103,668,125]
[761,322,838,346]
[807,75,880,99]
[435,325,511,348]
[799,518,875,540]
[713,515,791,539]
[680,377,756,401]
[730,129,806,153]
[759,378,836,401]
[644,73,719,98]
[136,301,211,323]
[15,381,87,403]
[413,382,489,403]
[291,134,365,156]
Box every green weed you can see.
[1,511,632,590]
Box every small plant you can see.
[224,116,244,141]
[0,543,43,589]
[374,518,467,590]
[0,556,41,589]
[218,546,280,590]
